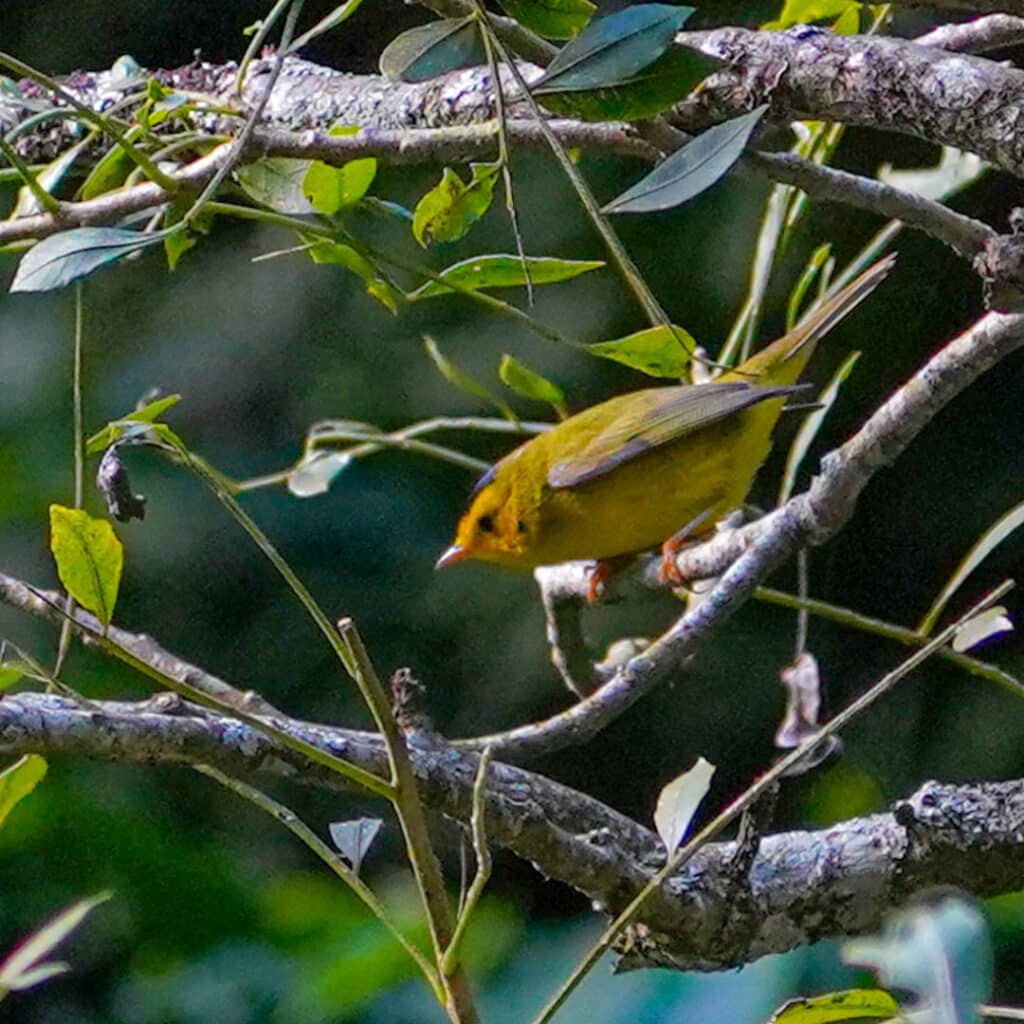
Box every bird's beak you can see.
[435,544,469,570]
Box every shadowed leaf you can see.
[380,18,485,83]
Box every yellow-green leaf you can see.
[588,324,695,378]
[768,988,900,1023]
[308,240,400,314]
[0,755,47,830]
[497,0,594,39]
[408,254,603,300]
[302,125,377,215]
[412,162,500,247]
[762,0,857,31]
[499,354,567,415]
[49,505,123,627]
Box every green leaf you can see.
[0,755,47,831]
[767,989,900,1023]
[86,394,183,453]
[78,134,139,200]
[778,350,860,504]
[0,892,111,996]
[531,4,693,95]
[786,242,832,331]
[302,125,377,215]
[587,324,695,377]
[10,227,161,293]
[379,18,485,83]
[603,106,767,214]
[653,756,714,853]
[424,336,516,421]
[236,158,316,214]
[497,0,595,39]
[49,505,123,628]
[408,253,603,299]
[163,196,213,271]
[499,354,566,415]
[412,162,500,247]
[308,239,400,313]
[919,498,1024,634]
[290,0,370,50]
[762,0,857,30]
[536,44,719,122]
[0,664,24,692]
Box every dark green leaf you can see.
[499,354,566,413]
[49,505,123,627]
[497,0,595,39]
[588,324,695,377]
[531,4,693,94]
[412,162,500,247]
[767,988,900,1023]
[537,44,719,122]
[408,253,603,299]
[78,137,137,200]
[308,239,400,313]
[302,125,377,215]
[379,18,485,84]
[603,105,767,214]
[10,227,161,293]
[0,755,46,830]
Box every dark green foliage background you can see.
[1,1,1023,1021]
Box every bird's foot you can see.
[586,556,633,603]
[658,507,716,586]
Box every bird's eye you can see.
[478,514,495,533]
[516,520,527,534]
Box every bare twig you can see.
[915,14,1024,53]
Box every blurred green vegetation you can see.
[2,0,1024,1021]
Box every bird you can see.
[436,255,894,583]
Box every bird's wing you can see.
[547,382,802,489]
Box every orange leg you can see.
[587,554,635,603]
[659,508,716,586]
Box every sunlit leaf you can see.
[762,0,857,30]
[499,354,566,415]
[287,451,353,497]
[587,324,695,378]
[832,4,860,33]
[408,254,603,300]
[86,394,183,454]
[498,0,595,39]
[49,505,123,628]
[0,892,111,996]
[536,45,719,122]
[308,239,400,313]
[379,18,485,83]
[919,498,1024,634]
[424,336,516,420]
[653,756,714,853]
[78,135,138,200]
[532,4,694,94]
[236,158,315,214]
[878,146,986,203]
[952,606,1014,653]
[768,988,900,1023]
[0,664,24,692]
[0,755,47,831]
[843,895,992,1024]
[329,818,382,875]
[779,350,860,504]
[10,227,161,293]
[603,106,767,214]
[302,125,377,215]
[412,162,500,247]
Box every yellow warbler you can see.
[437,256,893,575]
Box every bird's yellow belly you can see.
[527,417,767,567]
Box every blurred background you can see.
[1,1,1023,1021]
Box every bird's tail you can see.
[728,253,896,387]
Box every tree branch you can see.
[1,690,1024,971]
[915,13,1024,53]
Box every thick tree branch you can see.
[674,27,1024,178]
[1,691,1023,971]
[915,13,1024,53]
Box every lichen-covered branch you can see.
[1,690,1023,971]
